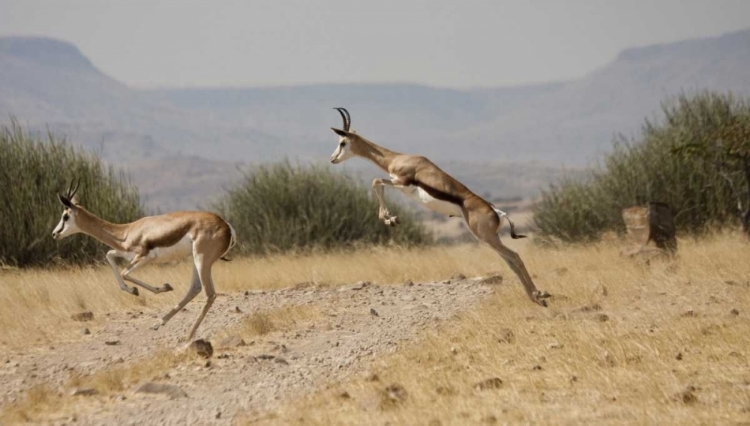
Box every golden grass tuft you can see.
[245,232,750,425]
[0,384,61,424]
[238,305,321,338]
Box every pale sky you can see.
[1,0,749,89]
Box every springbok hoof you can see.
[150,323,161,331]
[162,283,174,292]
[131,287,140,297]
[533,290,551,307]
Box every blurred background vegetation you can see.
[0,119,142,267]
[534,91,750,242]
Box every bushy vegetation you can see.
[214,161,431,254]
[534,92,750,242]
[0,120,142,267]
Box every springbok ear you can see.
[58,194,74,208]
[331,128,348,137]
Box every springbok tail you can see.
[491,205,527,239]
[220,223,238,261]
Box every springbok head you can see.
[330,107,358,164]
[52,179,82,240]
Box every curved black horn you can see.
[333,107,351,131]
[66,178,80,200]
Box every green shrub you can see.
[534,92,750,242]
[0,120,143,267]
[214,161,431,254]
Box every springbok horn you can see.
[67,178,80,200]
[334,107,351,131]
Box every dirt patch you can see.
[0,278,493,424]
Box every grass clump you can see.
[0,120,142,267]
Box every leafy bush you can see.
[214,161,431,254]
[0,120,143,266]
[534,92,750,242]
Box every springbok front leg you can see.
[465,210,551,307]
[372,178,402,226]
[120,254,174,294]
[106,250,140,296]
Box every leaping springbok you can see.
[51,180,237,341]
[329,108,550,307]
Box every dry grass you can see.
[1,384,61,424]
[0,349,197,424]
[0,243,513,351]
[245,233,750,425]
[240,305,321,337]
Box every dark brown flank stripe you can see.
[145,222,192,251]
[407,179,465,207]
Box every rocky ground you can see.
[0,276,498,425]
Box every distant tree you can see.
[671,94,750,234]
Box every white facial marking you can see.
[52,209,81,239]
[330,137,354,164]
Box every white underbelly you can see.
[398,185,463,217]
[149,235,193,263]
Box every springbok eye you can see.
[339,141,346,147]
[63,214,69,221]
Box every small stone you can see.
[244,291,249,296]
[478,274,503,285]
[81,328,91,335]
[189,339,214,359]
[274,357,289,365]
[675,352,683,361]
[474,377,503,390]
[104,340,120,346]
[383,384,407,403]
[547,343,563,350]
[366,372,380,382]
[595,313,609,322]
[731,308,740,316]
[136,382,188,399]
[450,347,458,355]
[339,391,351,399]
[673,385,698,404]
[404,279,414,286]
[532,365,543,371]
[482,415,498,424]
[234,306,242,313]
[450,273,467,281]
[71,311,94,322]
[370,308,379,317]
[71,388,97,396]
[681,310,697,318]
[352,281,370,290]
[257,354,275,360]
[497,329,515,344]
[218,335,246,348]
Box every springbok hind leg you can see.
[184,254,218,342]
[481,232,550,307]
[151,264,202,331]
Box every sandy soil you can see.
[0,277,496,424]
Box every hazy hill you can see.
[1,29,749,209]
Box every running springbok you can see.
[51,180,237,341]
[329,108,550,307]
